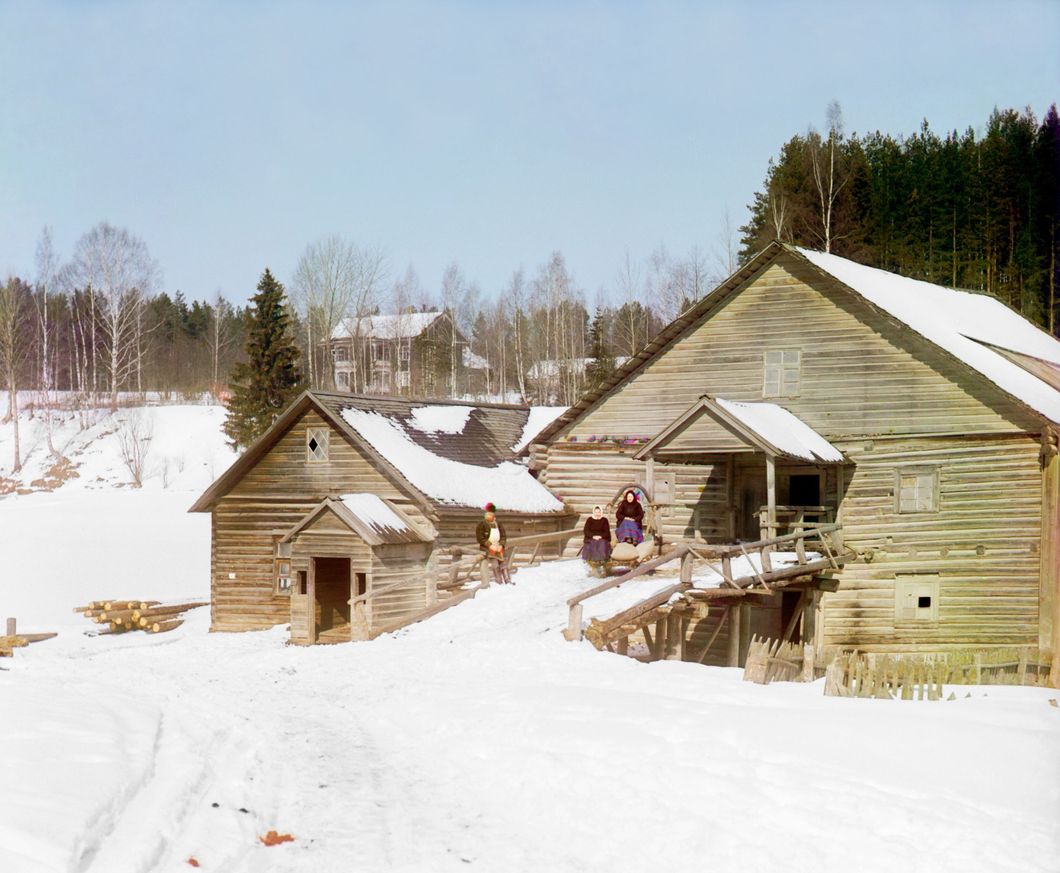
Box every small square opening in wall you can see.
[895,575,940,622]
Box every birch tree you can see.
[0,278,30,472]
[65,223,159,411]
[34,227,60,455]
[810,100,848,253]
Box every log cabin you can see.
[530,243,1060,667]
[190,393,573,642]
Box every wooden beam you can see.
[726,606,740,667]
[567,545,689,607]
[1040,430,1060,688]
[738,602,752,668]
[697,611,728,664]
[780,590,806,644]
[307,557,317,645]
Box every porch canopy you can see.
[634,395,844,464]
[282,493,433,546]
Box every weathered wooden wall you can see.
[558,255,1038,442]
[211,409,429,633]
[536,251,1051,656]
[370,543,433,627]
[824,434,1043,652]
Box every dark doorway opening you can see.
[780,590,803,644]
[314,557,351,636]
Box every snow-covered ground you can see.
[1,407,1059,872]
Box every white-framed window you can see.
[334,345,350,363]
[372,340,390,363]
[275,541,293,595]
[336,370,350,389]
[896,468,939,513]
[399,343,411,363]
[763,349,801,398]
[371,368,391,392]
[306,426,330,462]
[396,370,410,389]
[894,575,940,622]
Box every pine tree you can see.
[223,269,303,449]
[584,308,615,392]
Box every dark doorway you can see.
[738,466,767,541]
[314,557,351,636]
[780,590,803,643]
[354,572,367,599]
[788,474,821,507]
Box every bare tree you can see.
[809,100,848,253]
[64,222,160,410]
[712,209,740,281]
[615,250,646,358]
[34,227,60,456]
[507,269,529,401]
[439,263,466,397]
[0,278,29,472]
[208,290,237,392]
[292,235,360,390]
[116,409,153,487]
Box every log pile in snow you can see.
[75,600,208,635]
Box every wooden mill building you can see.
[530,243,1060,663]
[190,393,571,643]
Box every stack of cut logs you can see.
[75,600,209,635]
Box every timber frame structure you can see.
[529,243,1060,675]
[190,391,573,642]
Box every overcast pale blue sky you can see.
[1,0,1057,305]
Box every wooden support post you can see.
[564,603,584,642]
[834,465,845,551]
[616,636,629,656]
[726,607,740,667]
[680,550,693,585]
[765,454,777,569]
[653,618,666,660]
[738,602,752,668]
[802,589,819,648]
[307,558,317,645]
[5,617,15,637]
[1039,429,1060,688]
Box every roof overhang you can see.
[281,496,434,546]
[634,395,845,464]
[187,391,434,514]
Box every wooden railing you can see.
[442,527,581,590]
[564,524,847,646]
[756,505,837,544]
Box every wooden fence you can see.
[823,648,1054,700]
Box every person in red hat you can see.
[475,502,512,584]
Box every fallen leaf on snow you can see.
[187,859,200,868]
[1049,699,1057,708]
[260,831,295,847]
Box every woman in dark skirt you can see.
[615,489,645,545]
[580,505,612,562]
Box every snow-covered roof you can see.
[714,398,845,463]
[338,493,414,539]
[408,405,474,435]
[462,347,489,370]
[636,395,844,463]
[340,407,565,513]
[332,312,445,341]
[513,406,569,453]
[797,248,1060,424]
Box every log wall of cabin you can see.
[561,254,1037,442]
[370,543,433,626]
[823,434,1043,652]
[211,409,431,633]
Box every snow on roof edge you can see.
[796,247,1060,424]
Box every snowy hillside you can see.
[0,403,236,494]
[0,404,236,632]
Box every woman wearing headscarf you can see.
[580,505,612,564]
[614,489,645,545]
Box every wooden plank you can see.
[567,545,689,606]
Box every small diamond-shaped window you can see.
[306,427,329,461]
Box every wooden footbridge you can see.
[564,524,850,666]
